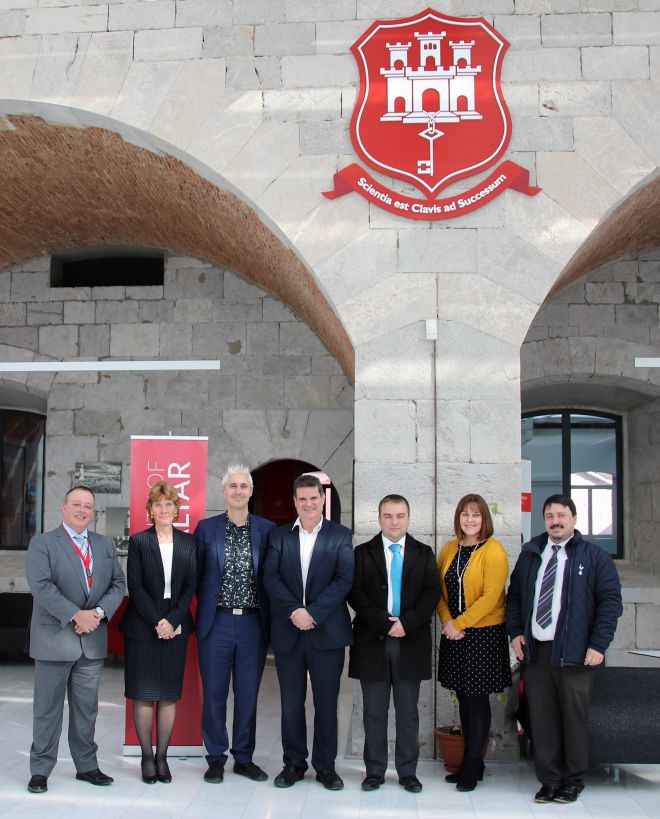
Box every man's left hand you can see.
[290,608,315,630]
[584,648,604,666]
[387,616,406,638]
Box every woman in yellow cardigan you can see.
[437,493,511,792]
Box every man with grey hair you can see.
[194,464,275,784]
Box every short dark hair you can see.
[542,494,577,516]
[65,485,95,501]
[378,494,410,514]
[293,474,323,497]
[453,494,494,541]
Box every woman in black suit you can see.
[119,481,196,784]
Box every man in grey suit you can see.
[26,485,125,794]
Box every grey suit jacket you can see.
[26,525,126,661]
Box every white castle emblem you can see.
[380,31,483,124]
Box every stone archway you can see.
[0,106,354,380]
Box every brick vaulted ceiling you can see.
[0,115,354,380]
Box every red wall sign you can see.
[324,7,540,219]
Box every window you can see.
[51,249,164,288]
[521,411,622,557]
[0,410,45,549]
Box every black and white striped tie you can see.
[535,545,560,628]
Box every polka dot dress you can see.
[438,543,512,696]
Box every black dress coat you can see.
[119,526,196,640]
[348,533,441,681]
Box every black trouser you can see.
[524,640,595,788]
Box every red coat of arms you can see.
[325,8,539,220]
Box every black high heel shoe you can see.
[141,754,157,784]
[155,754,172,783]
[456,760,483,792]
[446,759,484,784]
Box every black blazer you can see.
[119,527,196,641]
[348,533,441,681]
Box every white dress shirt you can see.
[531,536,570,641]
[293,517,323,605]
[382,534,406,615]
[159,540,174,599]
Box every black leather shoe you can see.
[27,775,48,793]
[316,767,344,790]
[361,775,385,791]
[155,754,171,783]
[447,760,484,783]
[534,785,559,803]
[555,784,580,803]
[204,760,225,783]
[274,765,305,788]
[399,775,423,793]
[234,761,268,782]
[141,755,157,784]
[76,768,114,786]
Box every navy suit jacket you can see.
[194,512,275,641]
[263,518,354,654]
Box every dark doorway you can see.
[250,459,341,527]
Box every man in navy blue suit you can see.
[194,464,275,784]
[263,474,354,791]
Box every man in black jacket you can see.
[506,494,622,804]
[348,494,441,793]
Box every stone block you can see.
[135,26,202,62]
[493,14,540,47]
[585,282,625,304]
[613,11,660,45]
[47,382,86,411]
[64,301,95,325]
[192,323,246,357]
[292,190,369,269]
[503,48,581,81]
[46,435,99,477]
[353,461,435,535]
[74,410,122,437]
[539,81,611,116]
[611,602,637,649]
[207,374,238,409]
[625,283,660,304]
[164,265,223,299]
[615,303,658,327]
[257,155,338,231]
[284,376,331,409]
[286,0,356,21]
[317,229,397,306]
[636,603,660,648]
[246,323,279,355]
[233,0,285,24]
[330,376,353,409]
[112,60,182,130]
[223,120,300,200]
[542,13,612,46]
[127,285,163,301]
[574,116,655,195]
[568,336,597,373]
[253,56,282,89]
[399,229,476,274]
[355,399,416,463]
[0,272,9,302]
[263,88,342,121]
[38,324,78,356]
[79,325,110,358]
[138,301,175,324]
[95,300,139,324]
[0,8,26,36]
[0,327,37,351]
[355,324,434,401]
[279,323,329,357]
[174,298,213,323]
[265,409,309,458]
[151,57,227,148]
[533,304,569,327]
[312,355,342,375]
[316,20,369,53]
[160,323,193,358]
[300,119,352,155]
[281,54,356,88]
[568,303,614,331]
[223,409,275,465]
[224,56,263,90]
[299,408,354,470]
[11,270,49,302]
[27,302,63,326]
[47,409,74,436]
[224,271,266,301]
[201,24,254,57]
[25,5,107,34]
[236,375,284,409]
[109,323,159,357]
[582,46,649,80]
[180,407,223,430]
[263,298,297,322]
[91,286,125,301]
[212,302,263,323]
[176,0,232,27]
[145,371,210,409]
[501,83,539,116]
[0,33,41,98]
[109,1,174,31]
[71,30,134,115]
[612,80,660,164]
[255,22,315,56]
[509,116,574,151]
[470,400,521,463]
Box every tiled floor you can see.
[1,660,657,818]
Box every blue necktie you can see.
[390,543,403,617]
[73,533,88,558]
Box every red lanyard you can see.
[64,527,93,589]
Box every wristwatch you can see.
[95,606,106,619]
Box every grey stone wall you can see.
[1,253,354,529]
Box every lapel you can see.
[249,514,261,575]
[59,525,89,597]
[171,527,188,595]
[367,535,387,584]
[305,517,329,584]
[214,514,228,578]
[285,524,304,595]
[402,534,417,583]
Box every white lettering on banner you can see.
[457,174,507,208]
[358,176,393,205]
[168,461,191,531]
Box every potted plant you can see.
[435,690,464,772]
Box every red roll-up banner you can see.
[123,435,208,755]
